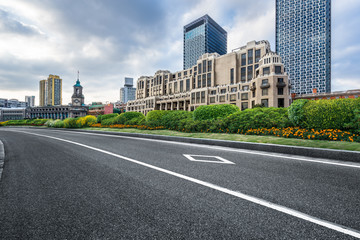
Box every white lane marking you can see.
[19,128,360,169]
[183,154,235,164]
[11,130,360,239]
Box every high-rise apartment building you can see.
[183,14,227,70]
[119,77,136,104]
[276,0,331,94]
[39,74,62,106]
[25,96,35,107]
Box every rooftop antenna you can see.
[77,70,79,80]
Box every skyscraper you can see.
[39,74,62,106]
[120,77,136,104]
[183,14,227,70]
[276,0,331,94]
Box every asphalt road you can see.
[0,127,359,239]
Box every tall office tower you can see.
[25,96,35,107]
[39,75,62,106]
[183,14,227,70]
[39,79,47,106]
[120,77,136,103]
[276,0,331,94]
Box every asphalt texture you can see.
[0,127,359,239]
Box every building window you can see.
[220,89,226,94]
[255,49,261,62]
[178,73,181,77]
[186,79,190,91]
[210,90,216,95]
[196,92,200,103]
[197,75,201,88]
[203,60,206,73]
[231,87,237,92]
[241,102,248,111]
[208,60,212,72]
[174,82,178,92]
[241,93,248,100]
[247,66,253,80]
[202,74,206,88]
[261,99,269,107]
[207,73,211,87]
[201,91,205,103]
[248,49,253,64]
[180,81,183,92]
[230,68,234,84]
[242,85,249,91]
[210,97,215,103]
[275,66,282,74]
[241,67,246,82]
[278,98,284,108]
[198,63,202,74]
[191,93,195,103]
[230,94,236,101]
[241,53,246,66]
[262,88,268,96]
[278,87,284,95]
[194,66,197,72]
[252,100,255,108]
[252,90,256,98]
[184,71,187,76]
[220,96,225,102]
[262,79,269,85]
[263,67,270,75]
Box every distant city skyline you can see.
[0,0,359,105]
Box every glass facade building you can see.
[276,0,331,94]
[183,14,227,70]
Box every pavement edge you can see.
[0,140,4,180]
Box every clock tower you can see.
[71,72,84,106]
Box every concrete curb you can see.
[0,140,4,180]
[44,127,360,163]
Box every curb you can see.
[45,128,360,163]
[0,140,4,180]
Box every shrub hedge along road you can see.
[1,100,360,142]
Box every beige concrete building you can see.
[127,40,290,114]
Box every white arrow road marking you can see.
[183,154,235,164]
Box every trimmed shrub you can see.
[54,119,65,128]
[76,115,97,127]
[114,112,145,125]
[146,110,172,127]
[101,117,118,126]
[63,118,78,128]
[100,113,119,125]
[161,111,193,130]
[193,104,240,121]
[96,115,103,123]
[288,99,309,127]
[226,107,292,133]
[302,98,360,130]
[45,119,55,127]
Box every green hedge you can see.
[288,99,309,127]
[302,98,360,130]
[193,104,240,121]
[114,112,145,125]
[161,111,193,130]
[226,107,292,133]
[146,110,172,127]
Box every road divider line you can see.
[29,129,360,169]
[12,130,360,239]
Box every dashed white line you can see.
[10,130,360,239]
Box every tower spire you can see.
[77,70,79,80]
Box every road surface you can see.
[0,127,359,239]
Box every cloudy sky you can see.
[0,0,359,105]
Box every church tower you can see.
[71,71,84,106]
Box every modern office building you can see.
[0,98,28,108]
[25,96,35,107]
[127,40,290,114]
[183,14,227,70]
[39,74,62,106]
[275,0,331,94]
[119,77,136,104]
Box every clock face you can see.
[75,99,80,103]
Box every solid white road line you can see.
[23,128,360,169]
[12,130,360,239]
